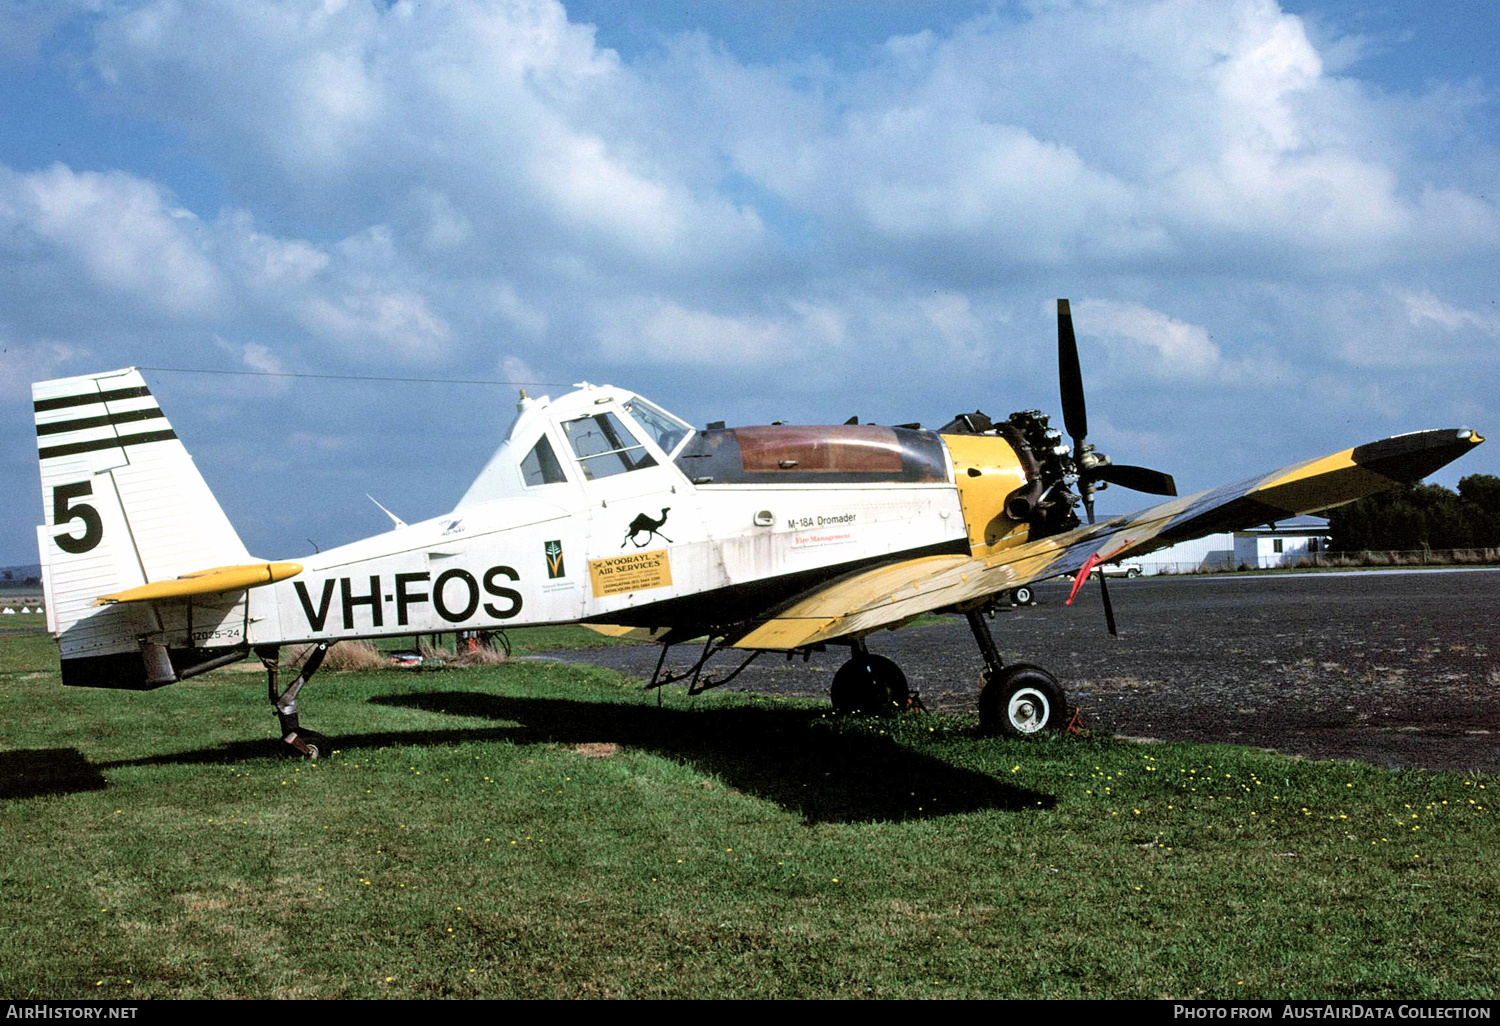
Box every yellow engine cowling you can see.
[942,433,1032,557]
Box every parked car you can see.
[1072,562,1143,580]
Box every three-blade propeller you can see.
[1056,298,1178,635]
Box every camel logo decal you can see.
[622,508,672,548]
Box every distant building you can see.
[1137,515,1330,575]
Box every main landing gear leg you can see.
[967,609,1067,737]
[829,637,911,716]
[257,643,332,759]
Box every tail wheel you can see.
[1011,585,1034,606]
[979,663,1065,736]
[283,729,332,760]
[831,653,910,716]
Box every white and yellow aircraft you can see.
[32,303,1484,756]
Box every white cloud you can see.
[499,355,544,387]
[1212,1,1324,152]
[598,299,846,368]
[699,0,1496,272]
[211,336,285,376]
[239,342,283,376]
[87,0,768,266]
[1075,298,1288,384]
[0,163,222,315]
[491,283,548,336]
[216,210,330,290]
[0,160,462,364]
[408,188,472,252]
[299,291,452,361]
[1396,288,1500,337]
[0,339,90,400]
[920,292,983,354]
[63,0,1500,299]
[1327,287,1500,368]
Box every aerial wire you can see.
[137,366,574,388]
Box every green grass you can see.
[0,616,55,672]
[0,628,1495,999]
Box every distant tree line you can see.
[1328,474,1500,551]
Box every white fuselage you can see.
[244,480,966,646]
[191,384,972,650]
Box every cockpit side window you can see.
[562,411,659,480]
[520,434,567,486]
[622,397,692,458]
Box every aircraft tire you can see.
[830,654,910,716]
[1011,585,1034,606]
[979,663,1065,737]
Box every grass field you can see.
[0,626,1495,999]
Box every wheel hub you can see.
[1008,689,1049,733]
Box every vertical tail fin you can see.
[34,368,251,687]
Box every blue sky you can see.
[2,0,1497,564]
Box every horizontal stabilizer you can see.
[97,562,303,605]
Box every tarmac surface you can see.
[552,568,1500,773]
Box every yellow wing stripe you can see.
[97,561,303,605]
[580,623,668,642]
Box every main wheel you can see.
[830,653,910,716]
[1011,585,1035,606]
[978,663,1065,736]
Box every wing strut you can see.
[645,635,763,695]
[1066,540,1129,637]
[1098,574,1119,637]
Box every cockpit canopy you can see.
[456,386,694,507]
[455,384,950,510]
[673,424,948,485]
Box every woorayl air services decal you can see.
[588,549,672,598]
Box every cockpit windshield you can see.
[622,397,692,458]
[562,411,658,480]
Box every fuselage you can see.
[191,384,1035,649]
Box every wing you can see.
[729,427,1483,650]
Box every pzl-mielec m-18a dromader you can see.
[33,302,1483,756]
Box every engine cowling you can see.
[942,409,1081,555]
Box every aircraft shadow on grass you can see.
[370,691,1056,824]
[2,694,1054,823]
[0,747,109,801]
